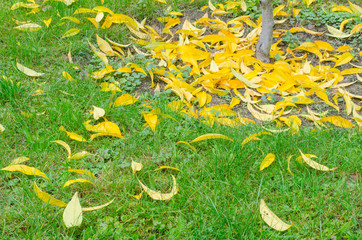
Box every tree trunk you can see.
[255,0,274,63]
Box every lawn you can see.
[0,0,361,239]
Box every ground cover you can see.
[0,0,361,238]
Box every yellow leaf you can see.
[143,113,158,131]
[52,140,71,158]
[16,62,44,77]
[69,151,91,160]
[113,94,138,107]
[289,27,323,35]
[191,133,233,143]
[92,105,105,120]
[95,12,104,23]
[349,1,362,14]
[298,150,337,171]
[74,8,96,14]
[154,0,167,3]
[82,199,114,212]
[84,120,123,139]
[61,16,81,24]
[10,156,30,165]
[92,6,115,15]
[68,169,95,178]
[96,34,115,56]
[100,82,121,93]
[59,126,87,142]
[260,153,276,171]
[196,92,212,107]
[314,40,334,51]
[131,160,143,173]
[260,199,292,231]
[334,52,353,67]
[33,182,67,207]
[326,25,352,38]
[63,179,94,188]
[154,166,180,171]
[319,116,353,128]
[292,8,301,17]
[1,164,49,180]
[138,175,178,200]
[287,155,294,176]
[86,17,99,28]
[11,2,39,10]
[176,141,197,152]
[14,23,41,32]
[62,71,75,81]
[63,192,82,228]
[341,68,362,75]
[241,131,272,145]
[0,124,5,133]
[351,23,362,34]
[61,28,80,38]
[31,89,44,96]
[43,18,52,27]
[247,103,276,121]
[231,67,260,88]
[303,0,315,7]
[331,5,353,13]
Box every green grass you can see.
[0,0,361,239]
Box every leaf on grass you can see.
[154,166,180,171]
[82,199,114,212]
[69,151,91,160]
[59,126,87,142]
[11,2,39,10]
[92,105,105,120]
[0,124,4,133]
[63,179,94,188]
[34,182,67,207]
[31,89,45,96]
[334,52,353,67]
[10,156,30,165]
[2,164,49,180]
[61,16,81,24]
[52,140,71,158]
[241,131,272,145]
[84,120,124,139]
[260,153,275,171]
[190,133,233,143]
[298,149,337,171]
[143,113,158,131]
[131,160,143,173]
[326,25,352,38]
[61,28,80,38]
[43,18,52,27]
[63,192,82,228]
[62,71,75,81]
[260,199,292,231]
[113,94,138,107]
[287,155,294,175]
[16,62,44,77]
[247,103,276,121]
[139,175,178,200]
[176,141,197,152]
[133,191,143,200]
[68,169,95,178]
[14,23,41,32]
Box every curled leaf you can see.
[52,140,71,158]
[176,141,197,152]
[82,199,114,212]
[59,126,87,142]
[131,160,143,173]
[154,166,180,171]
[63,179,94,188]
[138,175,178,200]
[191,133,233,143]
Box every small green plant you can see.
[0,76,22,103]
[282,31,300,49]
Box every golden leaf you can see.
[319,116,353,128]
[176,141,197,152]
[68,169,95,178]
[191,133,233,143]
[82,199,114,212]
[61,16,81,24]
[92,105,105,120]
[298,150,337,171]
[14,23,41,32]
[43,18,52,27]
[131,160,143,173]
[62,71,75,81]
[143,113,158,131]
[113,94,138,107]
[326,25,352,38]
[61,28,80,38]
[139,175,178,200]
[260,153,276,171]
[334,52,353,67]
[34,182,67,207]
[241,131,272,145]
[0,124,5,133]
[10,156,30,165]
[69,151,91,160]
[154,166,180,171]
[59,126,87,142]
[2,164,49,180]
[260,199,292,231]
[63,179,94,188]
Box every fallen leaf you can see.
[113,94,137,107]
[16,62,44,77]
[69,151,91,160]
[34,182,67,207]
[154,166,180,171]
[68,169,95,178]
[59,126,87,142]
[1,164,49,180]
[131,160,143,173]
[63,192,83,228]
[10,156,30,165]
[298,149,337,171]
[51,140,71,158]
[176,141,197,152]
[61,28,80,38]
[63,179,94,188]
[260,199,292,231]
[14,23,41,32]
[0,124,5,133]
[190,133,233,143]
[92,105,105,120]
[139,175,178,200]
[82,199,114,212]
[260,153,276,171]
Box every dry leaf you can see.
[139,175,178,200]
[82,199,114,212]
[34,182,67,207]
[191,133,233,143]
[131,160,143,173]
[63,192,83,228]
[2,164,49,180]
[63,179,94,188]
[16,62,44,77]
[260,153,276,171]
[260,199,292,231]
[298,149,337,171]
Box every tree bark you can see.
[255,0,274,63]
